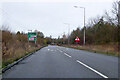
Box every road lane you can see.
[3,46,105,78]
[58,46,118,78]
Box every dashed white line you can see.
[64,53,72,58]
[76,60,108,78]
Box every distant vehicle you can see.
[51,43,55,45]
[57,44,61,46]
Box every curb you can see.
[2,46,46,73]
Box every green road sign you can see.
[28,32,37,41]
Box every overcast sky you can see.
[0,0,115,38]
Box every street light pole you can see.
[83,7,86,45]
[64,23,70,45]
[74,6,86,45]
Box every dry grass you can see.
[2,43,42,67]
[2,30,43,67]
[64,44,119,56]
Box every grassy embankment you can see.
[63,44,120,56]
[2,30,46,68]
[2,43,43,68]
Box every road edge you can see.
[2,46,47,73]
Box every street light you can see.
[64,23,70,45]
[74,6,86,45]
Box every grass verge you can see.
[2,46,45,68]
[63,45,120,57]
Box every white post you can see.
[68,24,70,45]
[74,6,86,45]
[83,8,86,45]
[64,23,70,45]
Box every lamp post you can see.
[74,6,86,45]
[64,23,70,45]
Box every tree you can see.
[16,31,20,35]
[37,32,44,38]
[104,1,119,25]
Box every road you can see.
[3,46,118,78]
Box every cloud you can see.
[0,0,113,3]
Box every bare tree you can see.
[112,1,119,24]
[86,15,101,27]
[104,11,114,24]
[118,1,120,25]
[104,1,119,25]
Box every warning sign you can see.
[75,36,80,41]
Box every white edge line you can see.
[64,53,72,58]
[76,60,108,78]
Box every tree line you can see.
[56,1,120,46]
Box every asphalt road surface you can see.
[3,46,118,78]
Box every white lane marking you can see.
[64,53,72,58]
[76,60,108,78]
[48,49,50,51]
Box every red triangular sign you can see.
[75,36,80,41]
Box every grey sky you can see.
[0,0,114,38]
